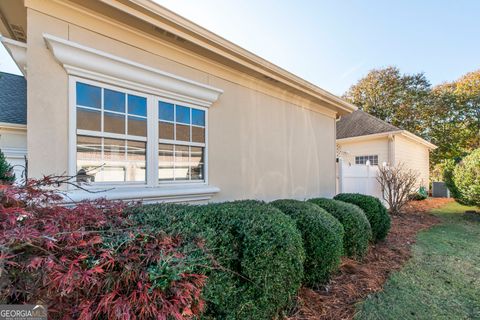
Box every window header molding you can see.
[43,33,223,107]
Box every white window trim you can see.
[48,33,223,202]
[44,33,223,107]
[68,76,216,202]
[355,155,379,166]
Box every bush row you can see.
[334,193,391,241]
[132,200,305,320]
[133,194,388,319]
[308,198,372,259]
[270,199,344,286]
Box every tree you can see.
[428,83,471,164]
[453,149,480,207]
[0,149,15,183]
[343,66,431,138]
[377,163,419,215]
[454,70,480,151]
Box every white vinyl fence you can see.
[336,158,386,204]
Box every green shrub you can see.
[270,199,344,286]
[131,200,305,320]
[453,149,480,207]
[444,159,462,201]
[0,149,14,183]
[308,198,371,260]
[334,193,391,242]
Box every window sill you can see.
[63,184,220,204]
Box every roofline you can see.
[0,122,27,130]
[95,0,356,115]
[337,130,437,150]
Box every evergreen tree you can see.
[0,149,15,183]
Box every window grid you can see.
[158,99,206,183]
[355,155,379,166]
[76,82,148,183]
[74,78,207,186]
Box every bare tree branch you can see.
[377,163,419,215]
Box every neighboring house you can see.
[0,71,27,180]
[336,110,436,188]
[0,0,355,202]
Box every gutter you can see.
[337,130,437,150]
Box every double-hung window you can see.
[73,79,207,186]
[158,101,206,182]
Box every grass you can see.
[355,201,480,320]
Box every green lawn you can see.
[355,201,480,320]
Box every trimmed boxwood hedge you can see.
[131,200,305,320]
[270,199,344,286]
[308,198,371,260]
[334,193,391,241]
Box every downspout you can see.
[387,134,395,166]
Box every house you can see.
[336,110,436,188]
[0,71,27,180]
[0,0,356,202]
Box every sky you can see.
[1,0,479,95]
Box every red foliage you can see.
[0,177,207,319]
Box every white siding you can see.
[394,135,430,188]
[337,137,389,166]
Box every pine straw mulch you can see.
[287,198,453,320]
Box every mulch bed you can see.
[287,198,453,320]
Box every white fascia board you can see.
[43,33,223,107]
[337,130,437,150]
[399,130,437,150]
[0,122,27,130]
[0,37,27,76]
[337,131,400,144]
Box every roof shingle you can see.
[336,110,399,139]
[0,72,27,125]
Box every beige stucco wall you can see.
[337,137,390,165]
[393,135,430,188]
[24,5,337,201]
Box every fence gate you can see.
[336,158,384,202]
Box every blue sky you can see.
[1,0,479,95]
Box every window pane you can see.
[176,124,190,142]
[103,138,125,161]
[176,105,190,124]
[191,147,204,180]
[159,101,174,122]
[77,136,102,183]
[128,116,147,137]
[104,89,125,113]
[103,138,126,182]
[192,126,205,143]
[127,140,146,182]
[159,143,174,181]
[77,108,101,131]
[175,145,189,180]
[77,136,102,161]
[159,121,174,140]
[192,109,205,126]
[76,82,101,109]
[104,112,126,134]
[128,95,147,116]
